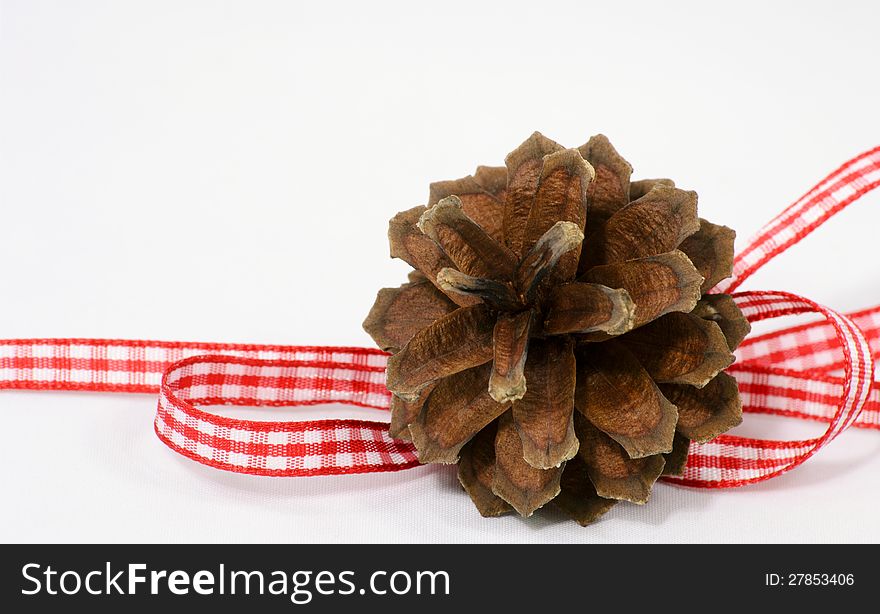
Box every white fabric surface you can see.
[1,0,879,543]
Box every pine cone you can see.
[363,132,750,525]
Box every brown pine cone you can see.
[363,132,750,525]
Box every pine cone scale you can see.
[503,133,565,256]
[418,196,519,280]
[510,336,578,470]
[659,372,743,442]
[554,455,618,526]
[488,310,532,404]
[619,311,735,387]
[543,282,635,336]
[575,341,678,459]
[515,221,584,301]
[458,423,513,517]
[594,185,700,266]
[578,135,632,229]
[661,433,691,476]
[362,280,457,353]
[385,303,495,401]
[429,170,508,243]
[575,413,666,504]
[693,294,751,351]
[520,149,591,282]
[407,363,508,464]
[387,206,479,307]
[492,411,563,517]
[679,219,736,293]
[580,250,704,328]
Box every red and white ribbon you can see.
[2,146,880,488]
[0,340,411,476]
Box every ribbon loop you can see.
[664,291,874,487]
[156,354,417,476]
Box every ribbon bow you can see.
[3,147,879,488]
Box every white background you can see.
[1,0,879,543]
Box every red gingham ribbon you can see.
[2,146,879,487]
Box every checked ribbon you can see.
[2,146,880,488]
